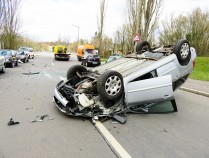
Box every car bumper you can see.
[53,87,68,114]
[87,61,101,65]
[55,55,70,60]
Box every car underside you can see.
[53,39,197,123]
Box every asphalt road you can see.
[0,52,209,158]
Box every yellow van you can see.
[77,44,94,61]
[53,46,70,60]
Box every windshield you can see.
[0,50,12,56]
[85,49,94,53]
[17,51,25,55]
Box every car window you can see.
[84,53,90,59]
[85,49,93,53]
[0,50,12,56]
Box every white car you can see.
[53,39,196,123]
[19,47,34,59]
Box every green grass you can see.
[189,57,209,81]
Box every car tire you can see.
[11,62,15,68]
[97,70,124,101]
[16,61,18,66]
[136,41,152,54]
[173,39,191,66]
[1,64,6,73]
[66,65,87,80]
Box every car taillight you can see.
[193,60,195,69]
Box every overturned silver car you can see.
[53,39,196,123]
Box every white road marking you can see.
[95,121,132,158]
[42,72,52,79]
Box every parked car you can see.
[0,55,6,73]
[53,39,196,123]
[19,47,34,59]
[81,53,101,67]
[106,55,123,63]
[17,50,29,63]
[0,49,18,68]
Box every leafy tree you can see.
[159,8,209,56]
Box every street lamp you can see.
[72,24,79,43]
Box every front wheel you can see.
[97,70,124,101]
[1,64,6,73]
[11,62,15,68]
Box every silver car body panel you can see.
[126,75,173,105]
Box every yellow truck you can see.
[77,44,94,61]
[53,46,70,60]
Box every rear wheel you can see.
[97,70,124,101]
[136,41,152,54]
[66,65,87,80]
[173,39,191,66]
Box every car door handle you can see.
[162,95,171,99]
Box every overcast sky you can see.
[20,0,209,42]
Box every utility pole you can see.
[72,24,79,44]
[134,0,139,53]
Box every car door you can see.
[126,75,174,106]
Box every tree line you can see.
[0,0,209,57]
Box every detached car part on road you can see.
[53,39,197,123]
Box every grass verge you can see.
[189,57,209,81]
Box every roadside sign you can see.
[133,34,141,42]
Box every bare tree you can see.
[0,0,21,49]
[97,0,107,56]
[126,0,163,50]
[159,8,209,56]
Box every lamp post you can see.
[72,24,79,44]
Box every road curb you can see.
[180,87,209,98]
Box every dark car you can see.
[0,49,18,68]
[17,50,29,63]
[81,53,101,67]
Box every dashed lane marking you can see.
[95,121,132,158]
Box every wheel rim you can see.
[105,75,121,96]
[180,43,189,59]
